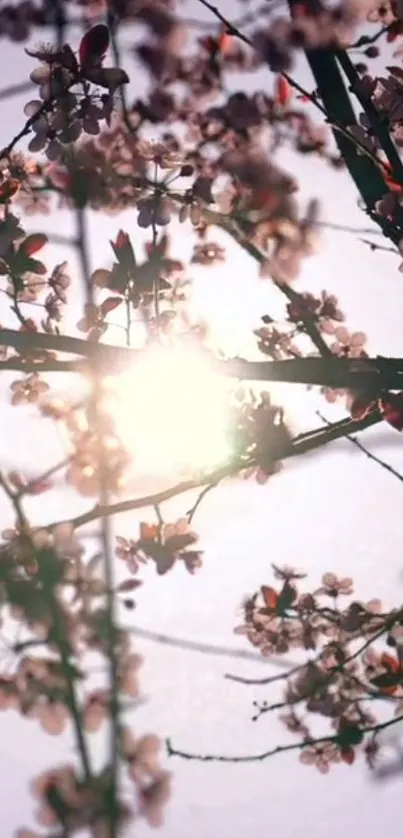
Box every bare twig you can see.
[186,481,219,523]
[47,412,379,532]
[317,411,403,484]
[195,0,391,177]
[129,626,295,667]
[166,714,403,763]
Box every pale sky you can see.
[1,3,403,837]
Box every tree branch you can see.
[129,625,295,667]
[317,411,403,484]
[166,713,403,763]
[55,412,380,531]
[1,328,403,390]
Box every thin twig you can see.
[316,411,403,484]
[195,0,391,176]
[359,238,398,254]
[18,456,71,496]
[0,81,34,102]
[48,412,380,531]
[166,714,403,763]
[187,481,219,523]
[129,626,296,667]
[225,660,304,686]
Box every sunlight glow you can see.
[103,345,233,476]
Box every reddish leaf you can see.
[116,230,130,250]
[386,65,403,81]
[79,24,110,68]
[379,163,403,193]
[100,296,123,316]
[275,75,291,106]
[140,523,159,541]
[218,28,231,53]
[19,233,48,256]
[0,179,20,203]
[349,391,378,420]
[110,230,136,268]
[387,22,403,43]
[26,479,53,495]
[248,188,279,212]
[341,747,355,765]
[384,173,403,193]
[145,234,168,260]
[261,586,278,610]
[380,393,403,431]
[380,652,399,672]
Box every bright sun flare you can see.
[104,345,233,476]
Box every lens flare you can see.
[103,345,232,475]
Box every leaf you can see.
[84,67,129,91]
[349,390,378,420]
[199,35,219,57]
[79,24,110,68]
[118,579,143,592]
[370,672,401,691]
[275,75,292,106]
[100,296,123,316]
[0,179,20,203]
[218,29,231,53]
[116,230,130,250]
[192,176,214,204]
[380,393,403,431]
[19,233,48,256]
[140,522,159,541]
[165,533,197,553]
[277,581,297,612]
[144,233,168,260]
[383,172,403,194]
[380,652,399,671]
[341,747,355,765]
[338,720,364,747]
[110,230,136,269]
[25,257,47,275]
[91,268,111,287]
[261,586,278,610]
[387,24,401,43]
[60,44,79,73]
[386,65,403,82]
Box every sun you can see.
[103,344,233,476]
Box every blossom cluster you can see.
[0,506,171,836]
[235,564,403,771]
